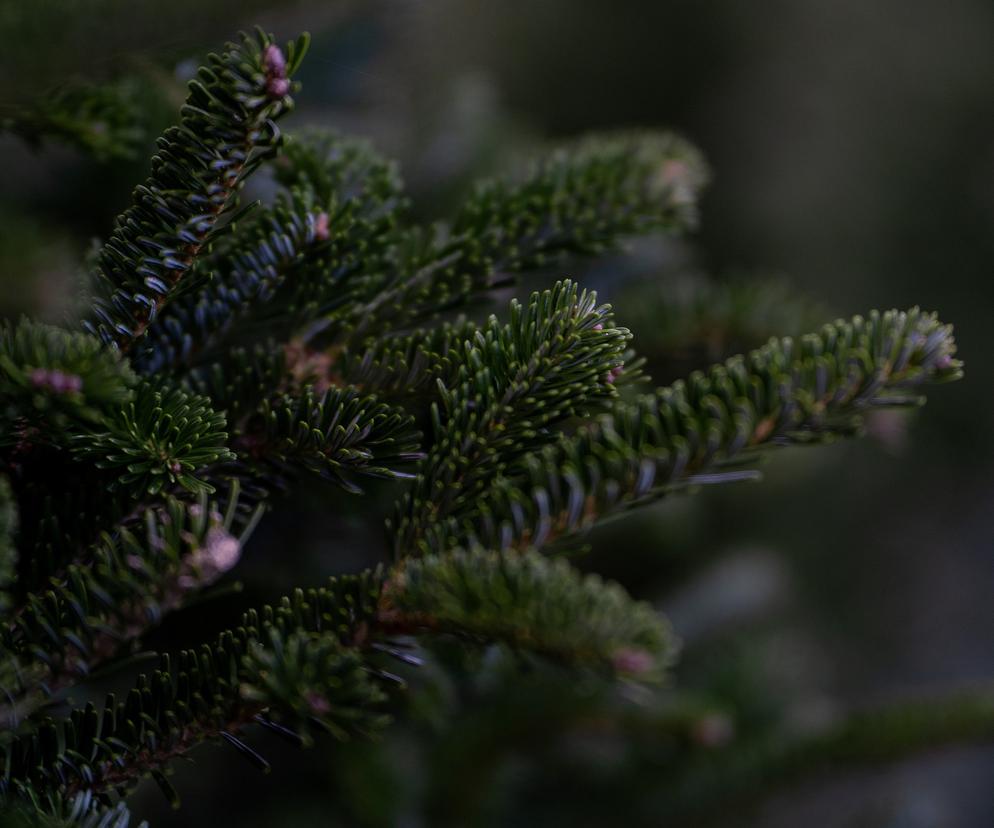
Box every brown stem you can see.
[64,704,265,799]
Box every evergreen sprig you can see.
[239,629,391,744]
[1,491,260,717]
[183,343,290,423]
[391,280,630,556]
[70,384,233,496]
[0,570,390,817]
[460,308,961,552]
[132,191,327,375]
[83,29,308,351]
[337,319,482,399]
[383,548,675,678]
[236,387,423,493]
[268,131,406,320]
[0,540,682,821]
[0,792,140,828]
[134,132,406,375]
[346,132,707,335]
[0,320,136,442]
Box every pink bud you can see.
[263,44,287,75]
[305,691,331,716]
[611,647,654,675]
[263,44,290,99]
[267,76,290,98]
[593,323,604,331]
[604,365,625,384]
[313,211,330,242]
[692,713,735,749]
[49,371,72,393]
[31,368,83,395]
[204,527,241,573]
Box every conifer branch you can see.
[0,570,389,816]
[184,343,293,423]
[0,21,973,825]
[0,543,679,818]
[456,308,961,552]
[132,192,327,375]
[0,493,259,728]
[345,132,707,336]
[134,132,406,374]
[69,383,233,496]
[381,548,675,678]
[336,320,481,399]
[0,792,140,828]
[233,387,423,494]
[9,455,141,594]
[82,30,308,352]
[391,280,630,556]
[261,132,407,328]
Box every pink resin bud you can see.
[30,368,83,395]
[313,211,330,241]
[305,691,332,716]
[263,43,290,99]
[263,44,287,75]
[611,647,654,676]
[266,76,290,98]
[604,365,625,384]
[692,713,735,749]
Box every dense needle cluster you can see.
[0,28,963,827]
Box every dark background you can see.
[2,1,992,825]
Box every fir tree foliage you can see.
[0,320,137,441]
[2,77,149,163]
[2,490,261,714]
[0,26,966,826]
[384,549,675,678]
[342,131,707,338]
[239,386,423,493]
[83,29,309,352]
[391,279,631,556]
[455,307,962,552]
[70,384,233,495]
[615,272,831,378]
[133,130,406,376]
